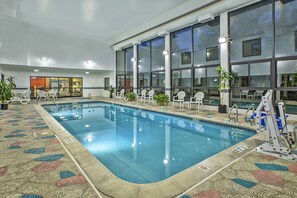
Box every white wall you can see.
[0,17,114,71]
[1,66,114,98]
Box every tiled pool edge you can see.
[35,101,265,198]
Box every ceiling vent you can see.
[198,13,214,23]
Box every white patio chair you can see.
[173,91,186,108]
[48,89,57,100]
[189,92,204,111]
[240,90,249,99]
[254,90,264,100]
[116,89,125,100]
[144,90,154,104]
[137,90,147,103]
[37,90,47,101]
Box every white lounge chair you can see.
[20,90,31,104]
[144,90,154,103]
[189,92,204,111]
[116,89,125,100]
[137,90,147,103]
[240,90,249,99]
[173,91,185,108]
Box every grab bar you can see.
[244,104,255,125]
[228,104,238,123]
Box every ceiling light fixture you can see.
[85,71,90,74]
[34,69,39,72]
[41,57,48,63]
[86,60,93,65]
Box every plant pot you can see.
[218,104,227,113]
[0,103,8,110]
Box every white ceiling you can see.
[0,0,191,44]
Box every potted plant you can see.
[216,66,237,113]
[0,76,16,110]
[109,85,115,98]
[154,94,169,106]
[126,92,136,101]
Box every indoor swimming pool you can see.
[43,102,255,184]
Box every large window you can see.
[295,31,297,52]
[230,1,273,62]
[172,69,191,87]
[137,37,165,89]
[116,47,134,92]
[193,16,220,66]
[277,60,297,88]
[275,0,297,57]
[171,27,192,69]
[30,77,82,98]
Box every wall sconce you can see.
[162,50,169,56]
[131,57,137,62]
[218,36,232,44]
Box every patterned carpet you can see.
[0,104,98,198]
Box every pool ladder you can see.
[244,104,255,126]
[228,104,238,123]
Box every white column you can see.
[220,12,230,107]
[164,34,171,100]
[133,44,138,94]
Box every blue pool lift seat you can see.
[251,112,288,130]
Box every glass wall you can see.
[229,0,273,62]
[229,0,297,114]
[137,37,165,93]
[116,47,134,93]
[170,17,220,104]
[30,77,82,98]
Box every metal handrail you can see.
[244,104,255,125]
[228,104,238,123]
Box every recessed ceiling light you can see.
[34,69,39,72]
[85,71,90,74]
[41,57,48,62]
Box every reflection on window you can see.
[206,47,219,61]
[138,41,150,73]
[230,1,272,61]
[232,64,249,87]
[116,51,125,75]
[172,69,191,87]
[152,71,165,87]
[207,67,218,87]
[125,47,133,74]
[275,0,297,57]
[104,77,110,90]
[277,60,297,88]
[138,73,150,87]
[151,37,165,71]
[295,31,297,52]
[194,17,220,65]
[194,68,206,87]
[250,62,270,87]
[243,38,261,57]
[171,27,192,69]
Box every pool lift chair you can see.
[254,90,297,160]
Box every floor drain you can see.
[65,138,73,143]
[233,145,248,153]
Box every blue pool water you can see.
[43,102,254,184]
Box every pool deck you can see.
[1,97,297,198]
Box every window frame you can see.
[242,38,262,57]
